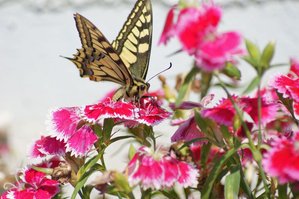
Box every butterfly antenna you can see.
[146,62,172,83]
[167,49,183,57]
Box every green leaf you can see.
[78,152,103,177]
[242,76,260,95]
[278,184,288,199]
[201,148,238,199]
[175,66,199,106]
[82,185,94,198]
[200,70,213,98]
[245,39,260,61]
[103,118,115,141]
[225,170,241,199]
[200,143,212,169]
[222,63,241,80]
[243,56,258,68]
[72,164,102,199]
[260,41,275,69]
[110,135,135,143]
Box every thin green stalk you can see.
[214,73,270,196]
[257,79,263,148]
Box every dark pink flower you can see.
[158,6,176,45]
[48,107,97,157]
[176,6,222,54]
[127,146,198,189]
[83,97,170,127]
[271,58,299,119]
[263,133,299,183]
[241,97,279,126]
[1,168,59,199]
[30,136,66,158]
[201,96,242,126]
[195,31,244,71]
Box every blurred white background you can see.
[0,0,299,170]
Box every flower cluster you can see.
[159,2,244,71]
[1,167,60,199]
[2,0,299,198]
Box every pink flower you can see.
[271,58,299,119]
[176,6,222,54]
[195,31,244,71]
[241,97,279,126]
[158,6,176,45]
[127,146,198,189]
[201,96,242,126]
[48,107,97,157]
[1,168,59,199]
[30,136,66,158]
[83,97,170,127]
[159,3,243,71]
[263,133,299,183]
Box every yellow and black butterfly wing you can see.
[112,0,153,80]
[68,13,134,87]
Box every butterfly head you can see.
[126,77,150,101]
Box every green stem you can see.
[214,73,270,196]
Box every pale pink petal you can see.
[161,157,179,187]
[176,5,222,54]
[30,136,66,158]
[48,107,82,141]
[65,126,97,157]
[196,31,244,71]
[241,97,279,126]
[177,161,199,187]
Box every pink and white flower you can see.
[263,132,299,183]
[48,107,97,157]
[0,168,59,199]
[83,97,170,127]
[30,136,66,158]
[127,146,198,190]
[271,58,299,119]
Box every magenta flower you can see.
[195,31,244,71]
[176,5,222,54]
[48,107,97,157]
[201,96,242,126]
[263,133,299,183]
[30,136,66,158]
[158,6,176,45]
[159,3,243,71]
[83,97,170,127]
[241,97,279,126]
[1,168,59,199]
[127,146,198,190]
[271,58,299,119]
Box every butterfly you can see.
[65,0,153,102]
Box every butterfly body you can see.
[66,0,152,102]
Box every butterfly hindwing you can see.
[112,0,152,80]
[68,13,134,87]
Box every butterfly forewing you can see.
[112,0,152,80]
[69,13,134,87]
